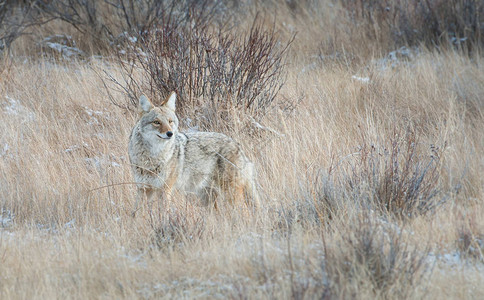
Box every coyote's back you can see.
[128,92,258,213]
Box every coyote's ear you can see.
[138,95,153,113]
[162,92,176,111]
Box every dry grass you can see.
[1,1,484,299]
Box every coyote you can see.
[128,92,258,214]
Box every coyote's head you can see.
[136,92,179,143]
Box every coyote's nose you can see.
[166,131,173,138]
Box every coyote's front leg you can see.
[132,187,157,217]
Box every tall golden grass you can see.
[0,1,483,299]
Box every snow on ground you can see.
[372,46,419,70]
[83,106,111,126]
[0,143,9,158]
[2,95,36,121]
[0,208,13,228]
[299,46,419,79]
[351,75,370,83]
[41,35,85,59]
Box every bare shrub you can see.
[345,127,445,219]
[37,0,237,51]
[0,1,39,52]
[38,0,162,49]
[307,127,445,221]
[322,214,429,299]
[110,13,292,128]
[340,0,484,50]
[275,213,430,299]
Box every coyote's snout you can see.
[128,92,258,215]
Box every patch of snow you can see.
[450,36,467,45]
[85,154,122,175]
[426,250,484,271]
[65,145,81,153]
[282,22,296,34]
[0,143,9,158]
[374,216,407,236]
[85,157,102,170]
[300,62,317,74]
[64,219,75,229]
[351,75,370,83]
[84,107,106,117]
[251,118,285,137]
[441,252,462,266]
[43,34,73,43]
[64,142,89,153]
[2,95,35,121]
[128,36,138,43]
[117,32,138,44]
[372,46,419,70]
[41,35,84,60]
[0,208,14,227]
[84,106,110,126]
[44,42,84,59]
[388,46,414,61]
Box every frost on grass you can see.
[83,106,109,126]
[64,142,124,177]
[2,95,35,121]
[84,154,122,176]
[427,251,484,271]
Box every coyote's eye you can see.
[152,120,161,126]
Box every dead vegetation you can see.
[0,0,483,299]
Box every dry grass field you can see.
[1,1,483,299]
